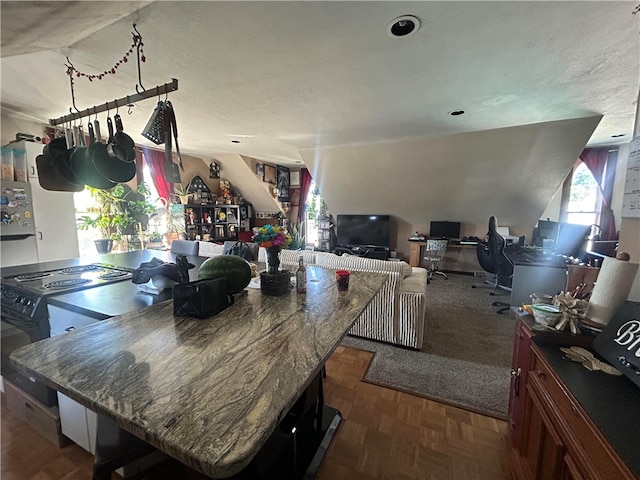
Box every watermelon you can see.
[197,255,252,294]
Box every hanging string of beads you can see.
[65,25,145,82]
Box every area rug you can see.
[341,273,515,419]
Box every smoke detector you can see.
[387,15,421,38]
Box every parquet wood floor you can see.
[1,346,510,480]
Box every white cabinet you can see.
[57,392,97,454]
[19,141,80,263]
[50,306,99,454]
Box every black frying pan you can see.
[93,142,136,182]
[106,115,135,162]
[36,153,83,192]
[90,116,135,183]
[70,145,117,189]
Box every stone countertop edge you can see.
[10,267,387,478]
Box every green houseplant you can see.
[287,222,306,250]
[77,184,156,253]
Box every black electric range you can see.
[1,263,133,295]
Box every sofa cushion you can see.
[402,267,428,293]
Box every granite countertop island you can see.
[11,266,387,478]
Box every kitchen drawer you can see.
[529,347,634,480]
[4,378,68,448]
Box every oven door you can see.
[1,313,57,406]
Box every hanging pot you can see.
[70,142,118,190]
[107,114,135,162]
[86,115,134,185]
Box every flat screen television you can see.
[429,221,461,239]
[336,214,390,247]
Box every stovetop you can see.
[1,263,134,297]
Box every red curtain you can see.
[579,148,616,241]
[142,148,171,202]
[297,168,313,224]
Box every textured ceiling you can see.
[1,1,638,166]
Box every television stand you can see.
[334,245,390,260]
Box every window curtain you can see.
[297,168,313,224]
[142,148,171,202]
[579,148,617,241]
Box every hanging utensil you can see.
[166,101,183,171]
[163,101,180,184]
[141,100,165,144]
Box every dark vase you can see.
[94,239,113,254]
[265,246,282,274]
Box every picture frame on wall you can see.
[277,166,290,201]
[255,163,264,179]
[263,164,277,184]
[289,170,300,187]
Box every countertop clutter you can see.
[10,265,387,478]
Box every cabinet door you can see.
[520,385,566,480]
[57,392,92,452]
[30,176,79,262]
[509,318,533,449]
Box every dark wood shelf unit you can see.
[183,204,241,242]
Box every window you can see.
[566,162,600,226]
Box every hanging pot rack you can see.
[49,24,179,127]
[48,78,179,126]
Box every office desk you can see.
[408,240,480,273]
[11,267,388,478]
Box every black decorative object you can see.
[260,271,291,296]
[131,255,194,284]
[173,278,233,318]
[209,161,220,179]
[592,302,640,388]
[277,166,290,201]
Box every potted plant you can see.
[287,222,305,250]
[77,184,156,254]
[173,183,191,205]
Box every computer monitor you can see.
[429,221,461,239]
[534,220,560,247]
[555,223,591,259]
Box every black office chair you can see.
[473,216,513,314]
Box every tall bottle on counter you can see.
[296,255,306,294]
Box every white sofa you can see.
[196,242,428,349]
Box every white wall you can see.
[301,116,601,258]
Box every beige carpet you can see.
[341,273,514,419]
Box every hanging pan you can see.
[46,136,83,186]
[91,115,135,183]
[36,151,83,192]
[70,125,118,190]
[107,114,135,162]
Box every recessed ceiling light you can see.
[387,15,420,38]
[448,110,466,116]
[611,133,626,138]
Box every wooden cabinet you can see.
[183,204,240,242]
[508,316,535,450]
[509,337,636,480]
